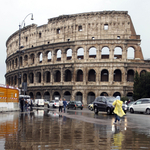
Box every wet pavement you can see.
[0,108,150,150]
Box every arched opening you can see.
[89,47,96,59]
[63,91,71,101]
[57,49,61,61]
[114,69,122,82]
[37,72,41,83]
[11,76,13,86]
[45,71,50,83]
[64,70,71,82]
[76,70,83,82]
[101,69,109,82]
[77,48,84,59]
[15,58,18,67]
[55,70,61,82]
[127,69,134,82]
[88,69,96,81]
[66,49,72,60]
[30,54,35,65]
[44,92,50,101]
[113,92,121,97]
[14,75,17,85]
[140,70,147,76]
[29,73,34,83]
[23,73,27,82]
[101,47,109,59]
[47,51,52,62]
[38,52,42,63]
[127,47,134,59]
[114,47,122,59]
[36,92,41,99]
[87,92,95,104]
[12,60,14,69]
[127,92,133,101]
[100,92,108,96]
[19,56,23,66]
[75,92,83,102]
[24,55,28,66]
[29,92,34,99]
[53,92,60,100]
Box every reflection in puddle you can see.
[0,110,150,149]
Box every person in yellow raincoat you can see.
[113,96,125,124]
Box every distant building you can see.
[5,11,150,104]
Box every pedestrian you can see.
[63,98,67,113]
[113,96,125,124]
[126,99,131,105]
[20,98,24,112]
[30,98,33,111]
[59,98,63,112]
[25,99,28,111]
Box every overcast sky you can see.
[0,0,150,84]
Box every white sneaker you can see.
[113,122,117,124]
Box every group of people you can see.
[20,98,33,112]
[58,98,67,113]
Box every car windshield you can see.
[106,97,116,103]
[55,100,59,102]
[128,101,134,106]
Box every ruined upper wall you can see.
[6,11,140,57]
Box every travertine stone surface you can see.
[5,11,149,104]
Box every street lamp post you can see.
[18,13,34,92]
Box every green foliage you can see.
[121,96,129,102]
[133,71,150,100]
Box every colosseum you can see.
[5,11,150,104]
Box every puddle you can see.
[0,110,150,150]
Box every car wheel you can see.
[74,107,76,110]
[146,108,150,114]
[81,108,83,110]
[107,108,112,115]
[47,105,50,108]
[53,105,55,108]
[130,108,134,113]
[94,107,98,114]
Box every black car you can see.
[93,96,127,115]
[67,101,83,110]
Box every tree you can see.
[133,71,150,100]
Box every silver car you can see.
[129,98,150,114]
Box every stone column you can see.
[122,45,127,61]
[109,45,114,60]
[41,69,44,84]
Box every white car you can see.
[48,100,59,108]
[34,99,45,107]
[129,98,150,114]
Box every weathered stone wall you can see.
[5,11,149,104]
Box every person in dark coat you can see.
[63,98,67,113]
[30,98,33,111]
[20,98,24,112]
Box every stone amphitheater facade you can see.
[5,11,150,104]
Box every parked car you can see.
[48,100,59,108]
[36,99,45,107]
[127,101,134,111]
[67,101,83,110]
[93,96,127,115]
[129,98,150,114]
